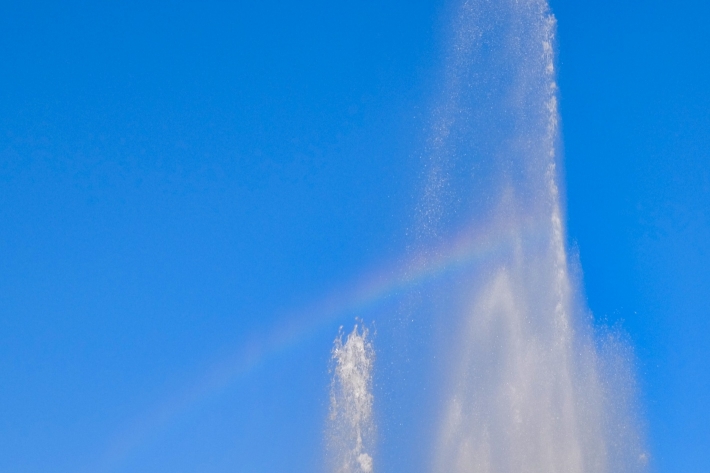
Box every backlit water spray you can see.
[327,325,375,473]
[328,0,646,471]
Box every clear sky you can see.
[0,1,708,472]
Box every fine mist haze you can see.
[328,1,647,471]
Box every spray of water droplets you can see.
[325,0,647,471]
[327,324,375,473]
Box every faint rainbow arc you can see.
[94,218,543,472]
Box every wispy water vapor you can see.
[328,0,646,472]
[422,1,647,471]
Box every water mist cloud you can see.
[328,0,647,471]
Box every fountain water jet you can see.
[327,325,375,473]
[328,1,646,471]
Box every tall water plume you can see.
[328,0,646,471]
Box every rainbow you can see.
[93,216,549,471]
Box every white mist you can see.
[327,1,646,472]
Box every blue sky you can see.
[1,1,708,472]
